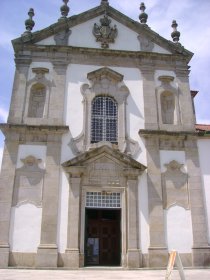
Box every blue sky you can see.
[0,0,210,167]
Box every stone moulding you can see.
[139,129,198,137]
[0,124,69,143]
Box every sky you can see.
[0,0,210,168]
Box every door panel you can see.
[85,209,121,266]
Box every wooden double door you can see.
[85,209,121,266]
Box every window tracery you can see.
[91,96,118,144]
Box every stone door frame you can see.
[80,186,126,267]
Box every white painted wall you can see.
[160,150,194,253]
[16,145,46,169]
[9,204,42,252]
[197,139,210,243]
[164,206,193,253]
[36,15,170,54]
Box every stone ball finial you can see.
[60,0,70,20]
[171,20,181,43]
[101,0,109,6]
[139,2,148,24]
[24,8,35,34]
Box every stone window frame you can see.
[24,68,52,124]
[156,75,181,128]
[72,67,130,153]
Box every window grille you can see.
[86,192,121,208]
[91,96,118,144]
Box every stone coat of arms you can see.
[93,14,118,48]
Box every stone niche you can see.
[161,160,189,209]
[12,156,45,207]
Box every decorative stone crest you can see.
[138,34,154,52]
[162,160,189,209]
[32,68,49,81]
[12,155,45,207]
[93,13,118,48]
[54,29,71,46]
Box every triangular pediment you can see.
[12,4,193,59]
[62,145,146,171]
[87,67,123,82]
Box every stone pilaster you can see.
[141,67,158,130]
[175,69,195,131]
[8,57,31,124]
[126,170,142,268]
[145,136,168,267]
[64,167,84,268]
[36,136,62,268]
[0,134,19,267]
[185,136,210,266]
[49,61,68,125]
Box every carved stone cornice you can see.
[0,123,69,142]
[14,44,190,69]
[139,129,199,150]
[139,129,197,138]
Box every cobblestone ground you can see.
[0,269,210,280]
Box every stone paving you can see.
[0,268,210,280]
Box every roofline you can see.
[12,4,193,61]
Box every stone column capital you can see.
[52,60,68,74]
[140,66,155,78]
[15,57,32,74]
[65,166,85,178]
[124,168,141,180]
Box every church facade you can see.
[0,0,210,268]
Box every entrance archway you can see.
[85,208,121,266]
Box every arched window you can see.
[91,96,118,144]
[161,91,175,124]
[28,83,46,118]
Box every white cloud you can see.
[0,107,8,123]
[196,118,210,125]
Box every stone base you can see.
[148,247,168,268]
[36,245,58,268]
[192,247,210,267]
[0,245,9,268]
[127,249,142,268]
[64,249,80,268]
[9,252,36,267]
